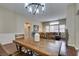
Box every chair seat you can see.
[3,43,17,55]
[0,43,28,56]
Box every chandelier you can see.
[25,3,45,15]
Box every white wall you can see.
[66,3,79,49]
[75,4,79,49]
[0,7,27,44]
[66,4,76,47]
[0,33,15,44]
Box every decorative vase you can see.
[34,33,40,42]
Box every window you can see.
[44,21,65,32]
[50,25,59,32]
[59,25,65,32]
[45,25,49,32]
[50,21,59,25]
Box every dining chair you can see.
[15,34,34,56]
[15,34,25,51]
[0,43,9,56]
[15,34,24,39]
[0,43,26,56]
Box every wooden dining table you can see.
[13,38,62,56]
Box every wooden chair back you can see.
[15,34,24,39]
[15,34,25,50]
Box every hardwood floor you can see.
[0,43,77,56]
[67,46,77,56]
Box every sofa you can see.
[39,32,61,39]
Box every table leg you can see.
[16,44,19,50]
[26,50,33,56]
[30,51,33,56]
[19,45,22,52]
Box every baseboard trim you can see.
[68,43,79,50]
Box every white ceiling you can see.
[0,3,68,21]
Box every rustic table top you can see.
[13,38,62,56]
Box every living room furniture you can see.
[39,32,46,39]
[39,32,60,39]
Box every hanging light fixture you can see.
[25,3,46,15]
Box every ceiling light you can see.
[25,3,46,15]
[25,3,29,7]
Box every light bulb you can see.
[42,7,45,11]
[28,7,32,13]
[36,9,39,14]
[25,3,29,7]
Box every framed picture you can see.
[33,25,39,32]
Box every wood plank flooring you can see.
[67,46,77,56]
[0,43,77,56]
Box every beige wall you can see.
[0,6,28,44]
[0,7,17,33]
[0,6,28,33]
